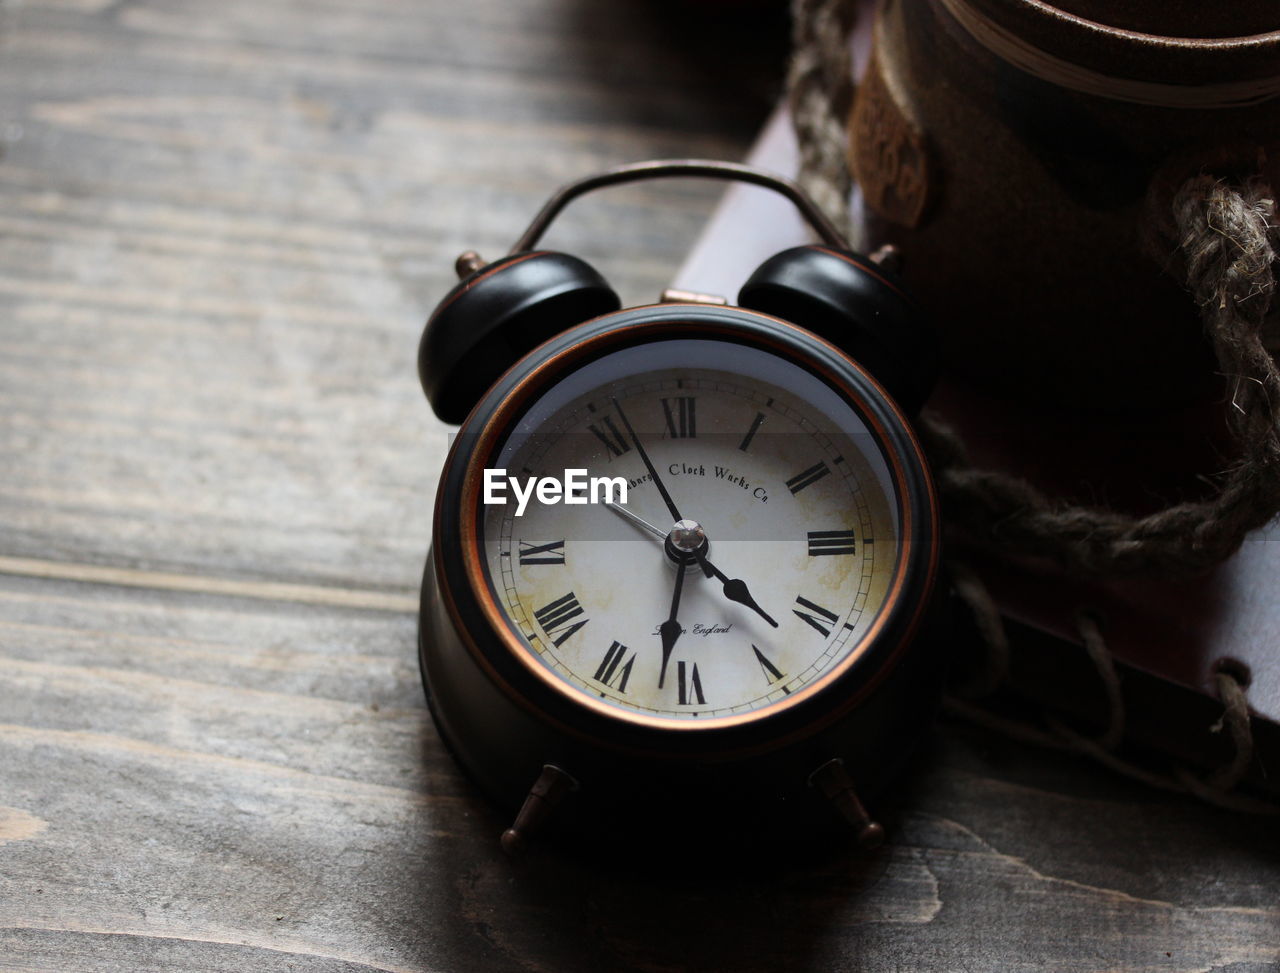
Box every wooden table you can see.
[1,2,1276,970]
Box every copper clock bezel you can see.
[431,303,940,752]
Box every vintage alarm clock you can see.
[417,160,945,854]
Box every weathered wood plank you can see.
[1,566,1275,973]
[0,0,758,589]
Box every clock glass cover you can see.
[480,337,903,724]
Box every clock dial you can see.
[481,338,900,722]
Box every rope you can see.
[788,0,857,229]
[946,561,1009,698]
[789,0,1280,580]
[948,568,1278,814]
[787,0,1279,810]
[920,178,1280,579]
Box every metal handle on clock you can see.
[508,159,852,255]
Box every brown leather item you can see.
[851,0,1280,410]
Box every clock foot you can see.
[808,758,886,850]
[500,764,580,856]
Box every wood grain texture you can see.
[0,1,1276,970]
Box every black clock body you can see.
[418,303,945,851]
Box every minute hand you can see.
[693,549,779,628]
[610,397,683,524]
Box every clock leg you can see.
[808,758,886,850]
[500,764,580,856]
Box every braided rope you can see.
[948,571,1277,814]
[788,0,1279,809]
[920,179,1279,579]
[788,0,857,229]
[789,0,1280,580]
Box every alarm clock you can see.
[416,161,945,855]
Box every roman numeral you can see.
[793,595,839,637]
[593,640,636,693]
[786,461,831,495]
[677,661,705,706]
[751,644,789,692]
[661,396,697,438]
[807,530,857,556]
[518,539,566,565]
[738,411,766,452]
[587,416,631,458]
[533,592,588,646]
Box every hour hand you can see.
[693,550,779,628]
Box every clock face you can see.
[480,337,901,723]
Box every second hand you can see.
[603,500,667,543]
